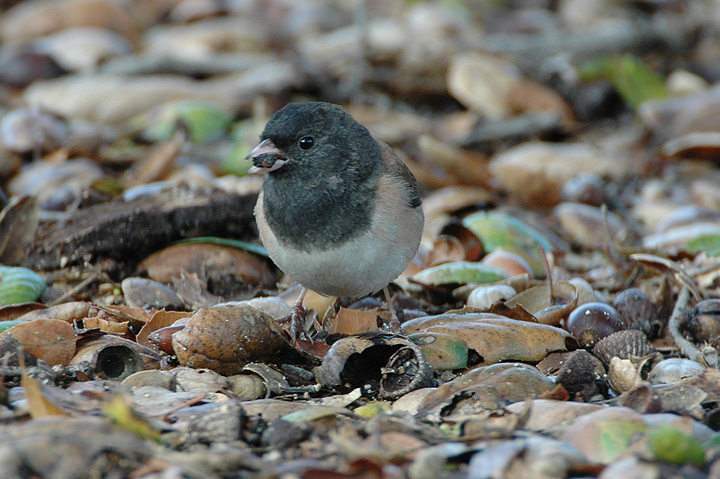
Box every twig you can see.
[667,287,700,363]
[47,272,98,306]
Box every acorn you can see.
[566,302,624,348]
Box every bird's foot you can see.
[277,302,310,345]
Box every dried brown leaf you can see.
[2,318,77,366]
[329,307,378,335]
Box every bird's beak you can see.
[246,139,288,174]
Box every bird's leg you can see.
[284,286,308,343]
[383,286,403,333]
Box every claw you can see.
[288,303,309,344]
[276,287,310,345]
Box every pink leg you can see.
[383,286,403,333]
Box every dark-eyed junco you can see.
[246,102,424,336]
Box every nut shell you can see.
[566,302,623,347]
[171,304,286,375]
[319,332,434,399]
[592,329,655,368]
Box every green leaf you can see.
[649,424,705,466]
[131,100,233,143]
[174,237,268,258]
[685,234,720,256]
[0,319,24,334]
[462,212,553,278]
[91,177,126,196]
[222,121,256,176]
[412,261,508,286]
[180,103,233,143]
[592,418,649,463]
[354,401,392,419]
[579,55,668,109]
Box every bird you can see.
[246,102,424,340]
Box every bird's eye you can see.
[298,136,315,150]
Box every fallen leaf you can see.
[328,307,378,335]
[22,373,71,419]
[2,318,77,365]
[403,313,575,364]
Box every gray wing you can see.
[376,139,422,208]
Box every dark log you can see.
[23,186,258,274]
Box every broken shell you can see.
[69,335,152,380]
[647,358,706,384]
[380,344,434,399]
[318,332,434,399]
[236,362,289,398]
[171,304,286,375]
[608,357,642,393]
[592,329,656,368]
[466,284,516,310]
